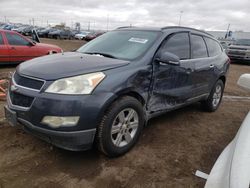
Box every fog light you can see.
[41,116,79,128]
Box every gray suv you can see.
[5,26,230,157]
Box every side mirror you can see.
[237,74,250,91]
[27,41,35,47]
[156,51,180,65]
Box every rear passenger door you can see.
[204,37,224,91]
[190,34,215,96]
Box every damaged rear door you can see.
[148,32,195,112]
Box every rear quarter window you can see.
[204,37,222,57]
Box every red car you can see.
[0,29,62,64]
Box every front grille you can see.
[9,91,34,108]
[229,47,247,51]
[228,51,246,56]
[14,72,44,90]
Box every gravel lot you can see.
[0,39,250,188]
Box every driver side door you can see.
[148,32,195,112]
[5,32,38,63]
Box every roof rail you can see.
[116,26,136,29]
[161,26,213,37]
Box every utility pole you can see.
[88,21,90,31]
[4,16,7,23]
[178,11,183,26]
[32,18,34,26]
[225,24,230,39]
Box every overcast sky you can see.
[1,0,250,31]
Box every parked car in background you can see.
[85,32,96,41]
[15,25,30,34]
[38,28,56,38]
[227,39,250,62]
[2,24,18,31]
[22,26,36,36]
[0,29,62,64]
[85,31,105,41]
[75,31,90,40]
[4,26,229,157]
[48,29,74,40]
[71,30,80,36]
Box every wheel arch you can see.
[96,90,147,128]
[219,75,226,85]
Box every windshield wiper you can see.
[83,52,117,59]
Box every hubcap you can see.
[111,108,139,147]
[212,85,222,108]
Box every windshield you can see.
[77,30,160,60]
[234,39,250,46]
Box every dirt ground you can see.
[0,39,250,188]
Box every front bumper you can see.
[227,50,250,61]
[228,55,250,61]
[5,104,97,151]
[5,77,115,150]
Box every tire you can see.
[201,79,224,112]
[97,96,144,157]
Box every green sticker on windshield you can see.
[128,37,148,44]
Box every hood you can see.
[229,45,250,50]
[17,52,130,80]
[35,42,60,49]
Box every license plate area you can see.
[4,106,17,127]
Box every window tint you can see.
[6,33,30,46]
[0,34,3,45]
[204,37,222,57]
[162,32,190,60]
[191,35,208,59]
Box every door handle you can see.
[10,47,16,50]
[210,64,214,68]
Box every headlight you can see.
[45,72,105,94]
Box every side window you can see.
[161,32,190,60]
[6,33,30,46]
[204,37,222,57]
[191,34,208,59]
[0,33,4,45]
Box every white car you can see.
[74,31,90,40]
[196,74,250,188]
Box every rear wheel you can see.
[201,79,224,112]
[97,96,144,157]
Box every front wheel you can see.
[96,96,144,157]
[201,79,224,112]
